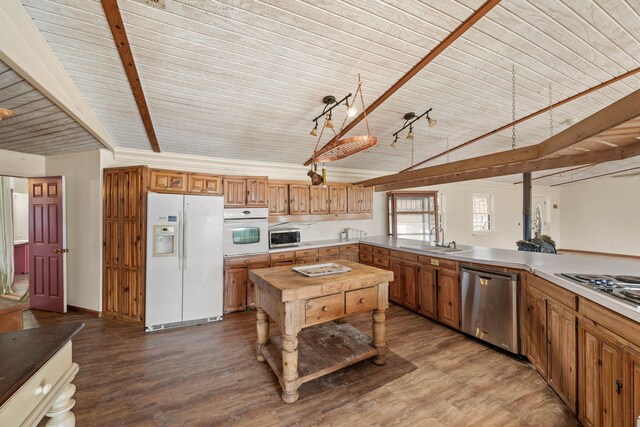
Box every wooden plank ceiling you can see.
[0,60,103,155]
[18,0,640,184]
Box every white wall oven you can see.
[223,208,269,256]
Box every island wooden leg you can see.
[256,308,269,362]
[281,333,299,403]
[45,383,76,427]
[372,309,387,366]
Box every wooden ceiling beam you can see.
[302,0,502,166]
[512,164,594,185]
[101,0,160,152]
[550,166,640,187]
[358,87,640,188]
[374,140,640,192]
[401,66,640,172]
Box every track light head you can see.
[406,125,414,140]
[346,103,357,118]
[309,121,318,136]
[427,116,437,128]
[390,135,398,148]
[325,112,334,129]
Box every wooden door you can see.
[246,178,268,207]
[624,348,640,427]
[360,186,373,213]
[224,178,247,207]
[309,186,329,214]
[188,174,222,195]
[347,185,362,213]
[601,339,624,427]
[28,177,65,313]
[224,267,248,313]
[403,263,419,311]
[418,266,437,319]
[437,270,460,329]
[268,184,288,215]
[547,300,577,413]
[579,323,602,427]
[289,185,309,215]
[149,169,186,193]
[389,259,403,304]
[329,186,347,214]
[526,287,548,378]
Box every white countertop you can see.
[359,236,640,323]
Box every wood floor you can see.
[27,305,579,426]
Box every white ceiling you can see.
[0,60,103,154]
[15,0,640,184]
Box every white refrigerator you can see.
[145,193,224,331]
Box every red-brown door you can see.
[29,177,66,313]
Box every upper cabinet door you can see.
[309,186,329,214]
[224,178,247,207]
[329,186,348,214]
[246,178,269,207]
[268,184,289,215]
[149,169,187,193]
[347,185,362,213]
[188,174,222,195]
[360,186,373,213]
[289,185,310,215]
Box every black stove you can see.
[559,273,640,308]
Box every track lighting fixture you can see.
[392,108,435,144]
[309,93,354,136]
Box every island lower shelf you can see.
[261,322,378,385]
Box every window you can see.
[387,192,439,241]
[472,194,493,232]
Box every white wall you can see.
[0,148,45,177]
[10,178,29,242]
[407,180,561,250]
[46,150,102,311]
[559,175,640,256]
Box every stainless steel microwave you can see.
[269,229,301,249]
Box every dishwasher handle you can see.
[461,267,517,282]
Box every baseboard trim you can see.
[558,248,640,260]
[67,305,103,317]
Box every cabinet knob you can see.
[36,383,52,395]
[359,298,365,304]
[322,306,329,312]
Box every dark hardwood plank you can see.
[25,306,578,426]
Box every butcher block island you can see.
[250,260,393,403]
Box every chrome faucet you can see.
[429,226,445,246]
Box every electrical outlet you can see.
[320,230,326,237]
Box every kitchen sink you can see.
[398,245,470,254]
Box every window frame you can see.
[472,193,494,234]
[387,191,440,241]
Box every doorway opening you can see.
[0,176,29,302]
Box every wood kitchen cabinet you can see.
[417,265,437,319]
[578,320,624,427]
[149,169,187,193]
[403,263,419,311]
[289,184,310,215]
[268,183,289,215]
[437,269,460,329]
[224,178,247,207]
[103,166,147,325]
[526,286,549,378]
[224,177,268,207]
[246,178,268,207]
[309,186,329,214]
[623,348,640,427]
[339,244,359,263]
[547,299,578,411]
[347,185,373,213]
[329,185,348,214]
[187,173,222,195]
[223,254,270,313]
[389,259,404,304]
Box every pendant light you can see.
[309,121,318,136]
[406,125,414,140]
[325,111,334,129]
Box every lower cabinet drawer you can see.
[340,244,359,253]
[373,255,390,268]
[271,260,295,267]
[296,256,319,265]
[318,246,340,255]
[359,244,372,252]
[0,341,72,425]
[360,252,373,263]
[305,293,344,326]
[319,254,340,262]
[345,286,377,314]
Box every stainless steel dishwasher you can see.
[460,267,520,354]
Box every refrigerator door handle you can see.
[178,210,183,270]
[183,209,188,270]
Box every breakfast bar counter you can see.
[250,260,393,403]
